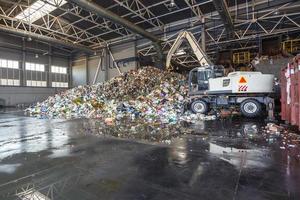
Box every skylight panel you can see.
[15,0,67,23]
[17,188,51,200]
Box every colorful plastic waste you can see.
[262,123,300,161]
[25,66,216,123]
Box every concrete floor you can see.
[0,109,299,200]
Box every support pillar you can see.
[47,45,52,87]
[201,17,206,52]
[152,42,164,69]
[21,38,26,86]
[134,35,138,70]
[107,46,121,74]
[68,56,72,88]
[93,51,104,85]
[105,49,109,81]
[85,55,89,85]
[259,37,262,56]
[278,35,282,53]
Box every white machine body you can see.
[166,30,275,95]
[167,31,275,119]
[209,71,274,94]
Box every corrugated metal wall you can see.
[280,55,300,129]
[71,42,137,87]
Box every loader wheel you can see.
[240,99,262,118]
[191,100,208,114]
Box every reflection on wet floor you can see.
[0,111,299,200]
[0,117,70,161]
[79,119,194,144]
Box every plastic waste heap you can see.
[25,67,195,124]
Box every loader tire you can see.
[191,100,209,114]
[240,99,262,118]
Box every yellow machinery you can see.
[282,39,300,54]
[233,51,251,64]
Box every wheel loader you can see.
[166,31,275,118]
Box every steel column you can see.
[93,50,105,84]
[68,57,72,88]
[201,17,206,52]
[85,55,89,85]
[107,46,121,75]
[21,38,26,87]
[47,45,52,87]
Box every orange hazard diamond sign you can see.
[239,76,247,84]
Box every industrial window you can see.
[0,79,20,86]
[0,59,20,86]
[25,62,45,72]
[25,62,47,87]
[0,59,19,69]
[51,65,68,88]
[51,66,67,74]
[52,82,68,88]
[26,80,47,87]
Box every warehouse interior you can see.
[0,0,300,199]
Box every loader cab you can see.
[188,65,224,94]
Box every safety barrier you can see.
[280,55,300,129]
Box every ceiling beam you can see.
[212,0,234,38]
[69,0,164,68]
[112,0,165,31]
[0,25,94,54]
[69,0,159,42]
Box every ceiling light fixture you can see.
[174,49,186,56]
[170,0,176,7]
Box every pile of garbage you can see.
[26,66,209,124]
[264,123,284,135]
[263,123,300,160]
